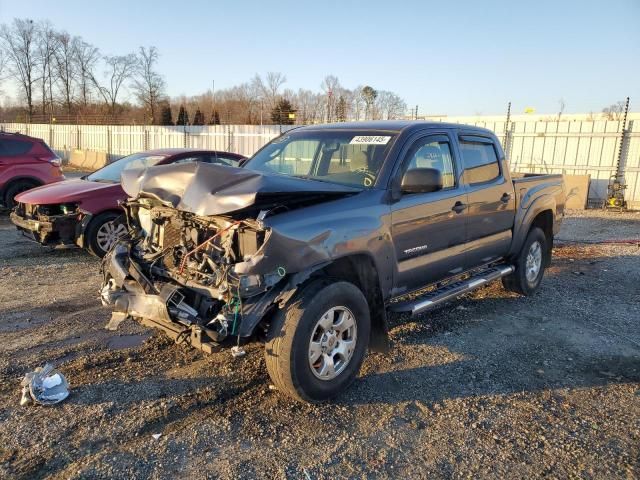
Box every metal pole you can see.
[615,96,630,178]
[503,101,512,152]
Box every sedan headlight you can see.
[60,203,79,215]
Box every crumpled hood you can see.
[121,162,361,216]
[16,178,120,205]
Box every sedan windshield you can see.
[243,130,397,188]
[86,153,167,183]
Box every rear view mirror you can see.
[401,168,443,194]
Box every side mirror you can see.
[401,168,443,194]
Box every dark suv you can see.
[0,132,64,208]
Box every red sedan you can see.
[10,148,246,257]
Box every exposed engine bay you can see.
[101,199,284,353]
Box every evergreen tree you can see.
[160,104,173,125]
[208,110,221,125]
[270,98,296,125]
[176,105,189,125]
[336,96,347,122]
[192,108,204,125]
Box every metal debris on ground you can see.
[151,433,162,440]
[20,364,70,406]
[230,346,246,358]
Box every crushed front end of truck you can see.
[99,161,358,353]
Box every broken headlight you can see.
[60,203,79,215]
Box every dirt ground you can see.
[0,209,638,479]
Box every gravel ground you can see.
[0,210,638,479]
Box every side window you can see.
[459,140,500,185]
[208,155,241,167]
[0,138,32,156]
[122,154,166,170]
[404,139,456,189]
[172,155,205,165]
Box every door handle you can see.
[500,192,512,203]
[452,201,466,213]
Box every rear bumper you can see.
[10,210,80,247]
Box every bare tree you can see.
[602,100,626,121]
[375,91,407,120]
[558,98,566,121]
[361,85,378,120]
[53,31,79,115]
[0,50,6,95]
[255,72,286,108]
[90,53,137,118]
[131,46,165,124]
[36,21,58,117]
[0,18,39,119]
[73,40,99,107]
[320,75,341,122]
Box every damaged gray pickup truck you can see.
[101,121,565,402]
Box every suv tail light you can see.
[49,157,62,167]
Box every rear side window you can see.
[0,138,33,156]
[459,140,500,185]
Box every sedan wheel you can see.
[96,220,127,254]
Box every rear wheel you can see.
[86,212,127,257]
[502,227,547,295]
[265,280,370,403]
[4,180,39,209]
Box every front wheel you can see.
[86,212,127,258]
[502,227,547,296]
[264,280,371,403]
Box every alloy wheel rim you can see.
[96,221,127,253]
[525,240,543,283]
[308,306,357,381]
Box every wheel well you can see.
[317,254,389,353]
[86,209,124,231]
[530,209,553,266]
[2,177,42,203]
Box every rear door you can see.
[390,133,468,295]
[457,134,516,268]
[0,137,36,184]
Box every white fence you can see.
[2,119,639,208]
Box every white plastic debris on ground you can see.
[20,364,70,406]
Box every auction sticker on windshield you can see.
[350,136,391,145]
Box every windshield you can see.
[86,152,168,183]
[243,130,397,188]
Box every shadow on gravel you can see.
[344,353,640,406]
[67,377,219,406]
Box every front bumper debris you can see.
[101,243,238,354]
[10,210,79,247]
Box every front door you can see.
[390,134,468,296]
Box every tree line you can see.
[0,18,407,125]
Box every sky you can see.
[0,0,639,116]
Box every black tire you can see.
[265,280,371,403]
[4,180,39,209]
[502,227,547,296]
[86,212,126,258]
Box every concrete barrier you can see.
[68,149,109,170]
